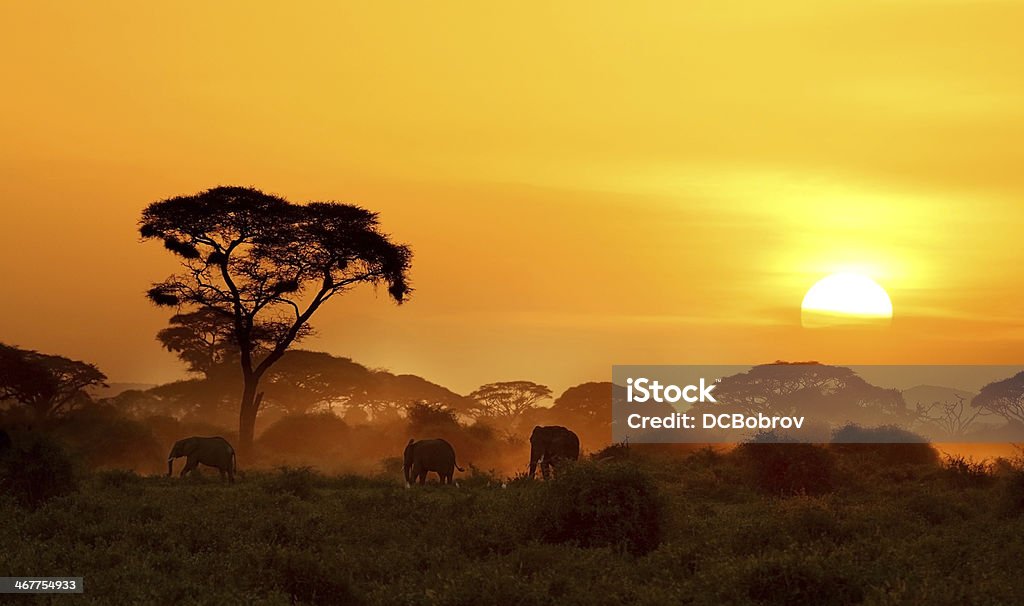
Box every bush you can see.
[257,413,349,459]
[262,466,320,500]
[51,406,164,473]
[744,556,863,605]
[940,454,992,488]
[258,547,363,605]
[93,469,143,490]
[591,442,630,462]
[0,432,78,508]
[529,461,664,555]
[734,442,836,496]
[829,424,938,468]
[997,468,1024,516]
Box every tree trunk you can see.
[238,378,262,458]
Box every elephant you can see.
[404,438,464,486]
[529,426,580,479]
[0,429,10,454]
[167,436,236,483]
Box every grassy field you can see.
[4,447,1024,605]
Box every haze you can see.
[2,1,1024,393]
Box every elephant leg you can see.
[541,460,551,480]
[181,457,198,478]
[228,468,235,484]
[219,468,227,481]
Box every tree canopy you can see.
[140,186,412,452]
[973,371,1024,424]
[0,343,107,418]
[468,381,552,419]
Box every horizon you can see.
[4,2,1024,397]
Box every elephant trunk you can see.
[167,457,174,477]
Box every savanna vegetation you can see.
[4,438,1024,605]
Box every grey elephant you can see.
[529,426,580,479]
[404,438,464,486]
[167,436,236,482]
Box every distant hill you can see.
[87,383,158,399]
[902,384,975,407]
[902,384,1003,426]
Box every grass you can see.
[4,452,1024,604]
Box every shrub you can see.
[51,407,164,473]
[591,442,630,462]
[258,547,363,605]
[829,424,938,468]
[744,557,863,605]
[93,468,143,490]
[997,468,1024,516]
[261,466,320,500]
[529,461,664,555]
[257,413,348,459]
[460,464,504,489]
[734,442,836,496]
[940,454,992,488]
[0,432,78,508]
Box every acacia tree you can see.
[468,381,552,419]
[973,372,1024,424]
[140,186,411,454]
[0,343,107,418]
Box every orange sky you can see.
[2,2,1024,394]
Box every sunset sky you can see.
[2,2,1024,394]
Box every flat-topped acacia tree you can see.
[140,186,411,454]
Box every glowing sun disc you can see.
[801,272,893,327]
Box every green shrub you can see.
[940,454,992,488]
[905,491,964,525]
[93,469,143,490]
[459,464,504,489]
[529,461,664,555]
[997,468,1024,516]
[48,406,164,474]
[744,556,863,605]
[262,466,320,500]
[0,432,78,508]
[591,442,630,461]
[830,425,938,468]
[258,546,363,605]
[734,442,836,496]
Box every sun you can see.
[801,272,893,328]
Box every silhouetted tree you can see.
[158,306,314,378]
[0,343,107,418]
[973,372,1024,424]
[261,351,370,415]
[140,186,411,453]
[468,381,552,420]
[543,382,618,448]
[350,372,474,420]
[706,362,907,424]
[913,393,987,438]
